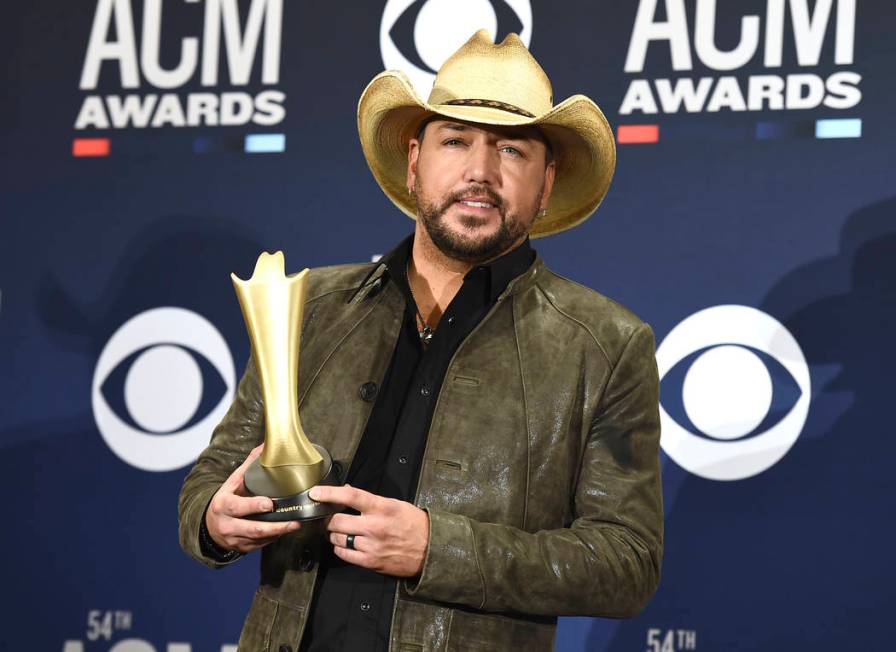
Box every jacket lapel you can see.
[297,274,405,464]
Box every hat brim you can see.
[357,70,616,239]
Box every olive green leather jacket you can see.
[178,254,663,651]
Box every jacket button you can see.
[279,646,292,652]
[299,547,314,572]
[358,381,377,402]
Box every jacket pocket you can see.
[238,589,305,652]
[450,374,481,395]
[447,610,555,651]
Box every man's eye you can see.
[501,146,523,157]
[443,138,464,146]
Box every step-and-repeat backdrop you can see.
[2,1,893,650]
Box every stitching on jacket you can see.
[566,358,590,522]
[593,323,646,414]
[511,296,532,532]
[444,608,455,650]
[467,517,488,610]
[305,263,381,303]
[306,280,371,304]
[532,280,613,367]
[265,597,278,651]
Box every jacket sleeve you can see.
[405,323,664,618]
[177,356,266,569]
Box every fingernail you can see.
[261,499,273,512]
[308,487,320,501]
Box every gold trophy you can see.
[231,251,342,521]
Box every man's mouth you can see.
[458,199,496,209]
[454,190,503,211]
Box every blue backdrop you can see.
[2,1,893,650]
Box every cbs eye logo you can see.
[92,307,235,472]
[656,305,811,481]
[380,0,533,96]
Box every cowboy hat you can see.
[357,29,616,238]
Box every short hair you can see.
[414,116,554,165]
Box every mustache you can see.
[445,185,504,210]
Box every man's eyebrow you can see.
[498,129,534,142]
[436,122,535,142]
[436,122,469,133]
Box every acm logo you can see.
[620,0,860,115]
[76,0,285,130]
[380,0,532,96]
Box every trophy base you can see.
[244,444,344,522]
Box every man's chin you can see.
[426,224,514,264]
[417,198,523,263]
[443,206,499,229]
[449,221,502,242]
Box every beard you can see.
[413,181,543,265]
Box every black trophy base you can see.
[244,446,344,522]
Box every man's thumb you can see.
[225,444,264,491]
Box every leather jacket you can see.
[178,253,664,651]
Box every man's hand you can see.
[309,484,429,578]
[205,444,300,553]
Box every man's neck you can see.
[407,222,524,326]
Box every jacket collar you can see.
[347,232,537,304]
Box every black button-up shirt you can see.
[300,232,536,651]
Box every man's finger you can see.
[327,512,366,535]
[223,444,265,492]
[230,518,299,541]
[231,538,273,554]
[329,532,369,553]
[224,493,274,518]
[332,544,373,569]
[310,484,377,513]
[228,522,296,551]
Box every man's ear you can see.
[539,160,557,212]
[406,139,420,192]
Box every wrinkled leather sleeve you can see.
[406,323,663,618]
[178,357,265,569]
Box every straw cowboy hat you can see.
[357,29,616,238]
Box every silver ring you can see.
[346,534,356,550]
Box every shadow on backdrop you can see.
[592,197,896,651]
[3,217,266,645]
[37,215,265,362]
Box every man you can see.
[179,30,663,651]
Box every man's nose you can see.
[463,141,500,185]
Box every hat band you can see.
[440,98,536,119]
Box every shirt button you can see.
[420,385,431,397]
[360,601,371,612]
[447,316,455,324]
[398,455,408,465]
[358,381,378,402]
